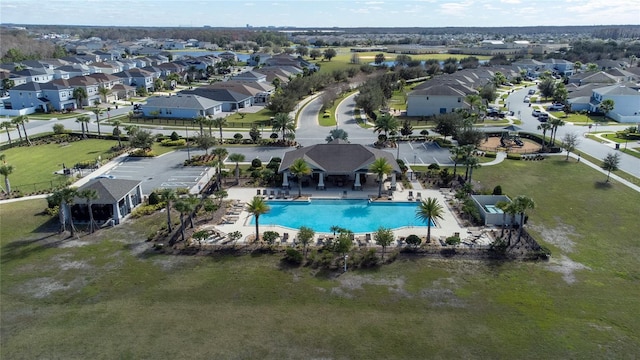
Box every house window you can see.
[426,97,429,100]
[458,97,462,102]
[440,108,446,114]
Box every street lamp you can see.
[343,254,348,272]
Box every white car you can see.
[523,96,530,103]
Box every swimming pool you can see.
[250,199,433,233]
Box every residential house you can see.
[141,94,223,118]
[568,71,619,86]
[208,80,274,104]
[8,81,76,112]
[54,76,102,106]
[12,68,54,83]
[218,51,239,63]
[87,73,123,102]
[90,62,123,75]
[589,84,640,123]
[541,58,575,76]
[406,81,478,117]
[183,86,253,111]
[114,68,155,92]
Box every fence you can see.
[129,117,272,130]
[11,178,71,195]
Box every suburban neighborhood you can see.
[1,14,640,359]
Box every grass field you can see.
[1,139,122,193]
[1,156,639,358]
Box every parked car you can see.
[528,89,536,95]
[523,96,531,103]
[547,104,564,111]
[538,113,549,122]
[532,109,541,117]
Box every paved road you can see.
[493,86,640,178]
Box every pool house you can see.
[471,195,520,226]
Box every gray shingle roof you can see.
[75,178,142,204]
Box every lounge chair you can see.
[407,191,414,201]
[282,233,289,244]
[256,189,262,196]
[277,190,283,199]
[283,190,290,199]
[365,233,372,244]
[416,192,422,202]
[262,189,268,198]
[387,190,393,200]
[269,190,275,199]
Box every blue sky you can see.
[2,0,639,28]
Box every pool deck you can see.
[201,182,494,247]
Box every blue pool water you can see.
[251,199,432,233]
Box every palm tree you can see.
[465,94,483,114]
[158,188,177,233]
[212,117,227,142]
[223,152,243,182]
[98,86,111,103]
[369,157,393,198]
[194,115,207,135]
[0,121,14,145]
[537,122,553,148]
[76,115,91,138]
[599,99,615,119]
[173,198,193,243]
[289,158,312,197]
[78,189,99,233]
[415,197,445,243]
[450,146,465,176]
[10,117,23,143]
[373,112,399,138]
[495,200,509,238]
[246,196,270,243]
[111,120,123,148]
[549,117,565,145]
[14,115,31,145]
[272,112,295,142]
[0,164,14,194]
[92,106,104,136]
[203,117,215,137]
[465,156,480,183]
[52,187,79,237]
[512,195,535,244]
[213,147,229,189]
[73,87,87,109]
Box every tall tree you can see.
[194,115,207,135]
[537,122,553,148]
[374,226,394,260]
[513,195,535,244]
[325,128,349,143]
[450,146,465,176]
[272,112,295,141]
[213,147,228,189]
[158,188,177,233]
[111,119,123,148]
[246,196,270,243]
[323,48,337,61]
[10,117,23,143]
[465,94,483,113]
[373,113,399,138]
[465,155,480,184]
[0,163,14,194]
[73,87,87,109]
[369,157,393,198]
[228,153,245,184]
[195,134,216,155]
[78,189,99,233]
[538,78,556,99]
[173,198,193,243]
[549,117,565,145]
[212,117,227,142]
[14,115,31,145]
[289,158,312,197]
[297,226,315,258]
[0,121,14,145]
[602,152,620,183]
[98,86,111,103]
[415,197,445,243]
[76,115,91,138]
[92,106,104,136]
[562,132,580,160]
[50,187,78,237]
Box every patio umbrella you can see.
[502,125,522,132]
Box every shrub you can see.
[405,234,421,247]
[148,192,161,205]
[283,248,303,265]
[506,153,521,160]
[160,139,186,147]
[233,133,243,141]
[170,131,180,141]
[131,203,164,218]
[484,151,497,158]
[492,185,502,195]
[129,149,156,157]
[359,248,379,268]
[445,235,461,245]
[52,123,66,134]
[251,158,262,168]
[262,231,279,244]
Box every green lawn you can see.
[2,156,639,358]
[1,139,122,193]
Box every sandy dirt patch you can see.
[546,255,590,284]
